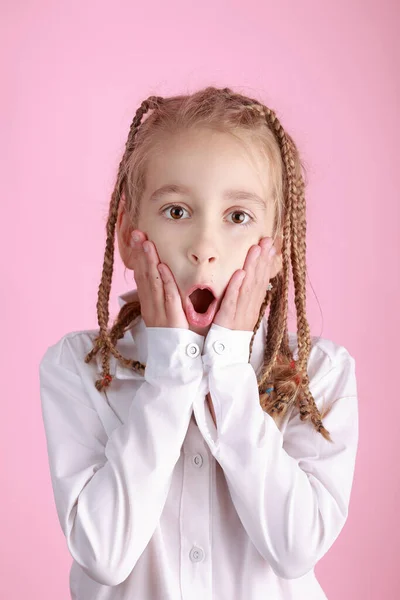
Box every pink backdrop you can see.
[1,0,398,598]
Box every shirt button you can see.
[192,453,203,468]
[213,340,226,354]
[186,343,200,358]
[189,546,204,562]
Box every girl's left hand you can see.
[213,237,276,331]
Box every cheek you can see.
[231,243,252,264]
[155,244,179,271]
[144,231,172,258]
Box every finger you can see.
[256,236,275,278]
[236,244,261,314]
[142,240,165,319]
[157,262,188,327]
[218,270,246,324]
[130,230,148,268]
[130,230,150,306]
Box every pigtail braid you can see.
[246,98,332,441]
[84,96,164,390]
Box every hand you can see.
[213,237,276,331]
[130,229,190,329]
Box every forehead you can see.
[144,127,272,198]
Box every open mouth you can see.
[185,286,219,327]
[189,288,216,314]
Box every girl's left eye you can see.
[161,205,254,227]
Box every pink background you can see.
[1,0,398,598]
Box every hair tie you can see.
[264,386,274,394]
[102,374,113,386]
[267,282,273,291]
[290,360,302,385]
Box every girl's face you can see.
[123,127,282,336]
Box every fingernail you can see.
[269,246,276,256]
[132,232,140,242]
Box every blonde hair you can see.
[84,86,334,443]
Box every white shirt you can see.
[39,287,359,600]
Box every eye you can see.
[161,205,254,227]
[228,210,253,227]
[162,205,189,220]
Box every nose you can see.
[188,241,218,265]
[189,252,217,265]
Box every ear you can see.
[116,193,134,268]
[117,192,127,229]
[269,251,283,279]
[269,232,283,279]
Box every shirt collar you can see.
[108,288,268,379]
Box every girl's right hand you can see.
[130,229,190,329]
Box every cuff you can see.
[145,327,205,383]
[202,323,253,371]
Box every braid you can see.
[246,96,331,441]
[84,96,164,391]
[84,87,333,442]
[217,88,332,441]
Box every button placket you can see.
[192,453,203,468]
[189,546,204,562]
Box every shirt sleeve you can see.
[196,323,359,580]
[39,327,205,587]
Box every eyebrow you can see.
[148,184,267,208]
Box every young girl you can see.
[39,86,358,600]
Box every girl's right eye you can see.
[162,205,189,220]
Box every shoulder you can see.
[288,331,357,398]
[39,329,102,374]
[39,327,140,383]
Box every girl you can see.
[39,86,358,600]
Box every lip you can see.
[185,283,219,300]
[183,283,220,328]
